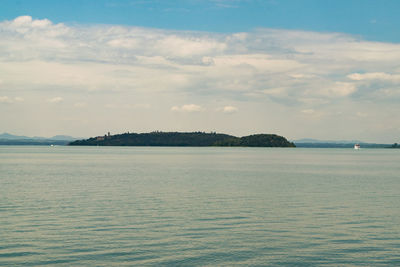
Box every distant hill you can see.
[0,133,32,140]
[48,135,79,141]
[0,132,80,145]
[0,139,71,146]
[293,138,390,148]
[69,132,296,147]
[0,132,79,140]
[293,138,363,144]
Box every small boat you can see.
[354,144,360,150]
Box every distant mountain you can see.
[49,135,79,141]
[0,132,81,145]
[293,138,390,148]
[293,138,363,144]
[0,133,31,140]
[0,132,79,141]
[0,139,71,146]
[69,132,296,147]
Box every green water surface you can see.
[1,146,399,266]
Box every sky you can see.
[1,0,400,142]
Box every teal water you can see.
[0,146,399,266]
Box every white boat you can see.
[354,144,360,150]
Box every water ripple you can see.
[1,146,400,266]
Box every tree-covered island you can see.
[69,131,295,147]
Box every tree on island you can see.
[69,131,295,147]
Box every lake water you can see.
[1,146,399,266]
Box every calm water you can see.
[1,146,399,266]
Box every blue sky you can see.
[1,1,400,142]
[1,0,400,42]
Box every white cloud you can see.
[356,111,368,118]
[290,73,315,79]
[107,38,139,49]
[327,82,357,97]
[0,96,12,103]
[47,97,63,103]
[300,108,325,119]
[11,15,51,28]
[0,96,24,103]
[155,35,227,57]
[31,18,52,28]
[171,104,203,112]
[348,72,400,82]
[301,109,315,114]
[1,15,400,104]
[262,87,287,97]
[219,105,238,113]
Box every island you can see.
[69,131,295,147]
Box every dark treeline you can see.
[69,132,295,147]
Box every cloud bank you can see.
[1,16,399,142]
